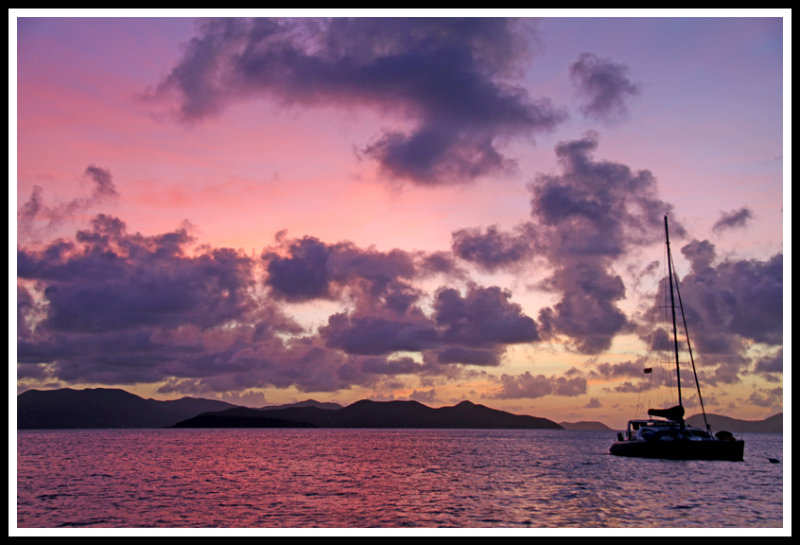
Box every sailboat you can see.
[609,216,744,461]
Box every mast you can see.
[664,215,683,412]
[672,250,712,433]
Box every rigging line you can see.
[670,252,712,434]
[636,242,672,420]
[635,259,663,420]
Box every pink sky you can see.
[13,11,788,428]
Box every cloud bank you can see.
[16,132,782,404]
[18,213,543,395]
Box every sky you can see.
[11,10,789,429]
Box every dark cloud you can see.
[17,185,45,228]
[444,132,680,354]
[712,206,753,233]
[147,336,370,395]
[451,223,535,272]
[321,312,438,356]
[569,53,640,122]
[748,386,782,409]
[18,216,542,395]
[584,397,601,408]
[589,358,647,379]
[262,235,419,309]
[18,165,119,239]
[263,237,334,302]
[527,133,679,353]
[19,214,254,333]
[680,239,716,273]
[359,355,423,376]
[635,238,782,383]
[154,17,566,185]
[17,215,309,390]
[433,285,539,347]
[17,285,36,340]
[494,371,587,399]
[676,241,782,352]
[530,132,681,256]
[431,346,502,367]
[317,284,539,364]
[416,250,466,278]
[84,165,119,199]
[754,349,782,375]
[535,265,629,354]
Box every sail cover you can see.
[647,405,685,421]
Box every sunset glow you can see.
[13,10,787,430]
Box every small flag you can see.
[643,367,653,374]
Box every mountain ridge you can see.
[261,399,343,411]
[685,412,783,434]
[17,387,783,433]
[16,387,238,429]
[172,398,564,429]
[17,387,561,430]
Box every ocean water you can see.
[15,428,784,532]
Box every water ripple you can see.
[16,428,783,529]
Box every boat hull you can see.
[610,438,744,461]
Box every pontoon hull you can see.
[610,438,744,461]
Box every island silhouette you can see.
[17,388,563,429]
[16,387,783,432]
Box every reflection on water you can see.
[16,428,783,529]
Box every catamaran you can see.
[609,216,744,461]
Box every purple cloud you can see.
[321,312,438,356]
[635,238,782,382]
[18,165,119,239]
[154,18,566,185]
[443,132,682,354]
[754,349,782,375]
[712,206,753,233]
[494,371,587,399]
[451,224,535,272]
[262,237,335,302]
[317,284,539,365]
[431,346,502,367]
[19,214,254,333]
[589,358,647,380]
[262,235,420,311]
[18,215,543,395]
[677,240,782,350]
[528,133,679,353]
[17,215,311,390]
[530,132,681,255]
[569,52,640,122]
[433,285,539,347]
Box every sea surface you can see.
[15,428,785,532]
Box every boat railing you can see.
[623,418,713,441]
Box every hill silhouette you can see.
[17,388,237,429]
[559,421,612,431]
[17,388,561,429]
[261,399,343,411]
[172,399,563,429]
[686,412,783,433]
[17,387,782,432]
